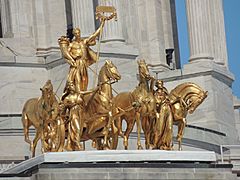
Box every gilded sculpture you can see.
[58,6,116,92]
[168,82,208,150]
[21,6,208,157]
[22,80,64,157]
[151,79,173,150]
[113,59,158,150]
[80,60,121,150]
[60,81,84,151]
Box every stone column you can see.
[98,0,124,42]
[186,0,228,67]
[70,0,95,37]
[135,0,167,71]
[186,0,214,62]
[162,0,174,53]
[8,0,33,38]
[209,0,228,67]
[161,0,180,69]
[0,0,13,37]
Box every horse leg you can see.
[115,116,124,138]
[32,129,41,157]
[22,114,33,151]
[136,112,143,150]
[96,138,103,150]
[177,118,186,151]
[103,111,113,150]
[144,131,151,149]
[142,116,151,149]
[92,139,97,148]
[110,120,119,149]
[149,114,157,147]
[123,119,135,150]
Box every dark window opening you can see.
[166,48,174,66]
[65,0,73,41]
[92,0,99,30]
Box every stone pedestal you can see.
[1,151,238,180]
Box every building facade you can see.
[0,0,239,157]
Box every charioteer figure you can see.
[58,6,117,92]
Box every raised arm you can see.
[85,18,106,45]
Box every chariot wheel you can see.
[42,117,65,152]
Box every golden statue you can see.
[149,80,208,150]
[168,82,208,150]
[80,60,121,149]
[113,59,158,150]
[22,62,207,154]
[60,81,83,151]
[151,80,173,150]
[21,5,209,154]
[22,80,65,157]
[152,80,169,112]
[60,80,100,151]
[58,7,116,92]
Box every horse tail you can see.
[22,105,32,146]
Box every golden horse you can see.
[113,59,158,149]
[22,80,65,157]
[80,60,121,149]
[167,82,208,150]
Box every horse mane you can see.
[169,82,204,101]
[98,62,107,84]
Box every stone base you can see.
[34,166,237,180]
[2,150,216,175]
[2,150,238,179]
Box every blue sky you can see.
[175,0,240,98]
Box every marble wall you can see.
[0,67,48,114]
[0,0,239,158]
[0,67,48,157]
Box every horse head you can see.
[40,80,55,105]
[137,59,151,81]
[170,82,208,114]
[103,60,121,82]
[187,90,208,114]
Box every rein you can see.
[170,92,190,111]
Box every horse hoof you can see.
[137,145,143,150]
[92,140,96,148]
[64,144,73,151]
[145,144,150,149]
[123,136,128,146]
[103,144,110,150]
